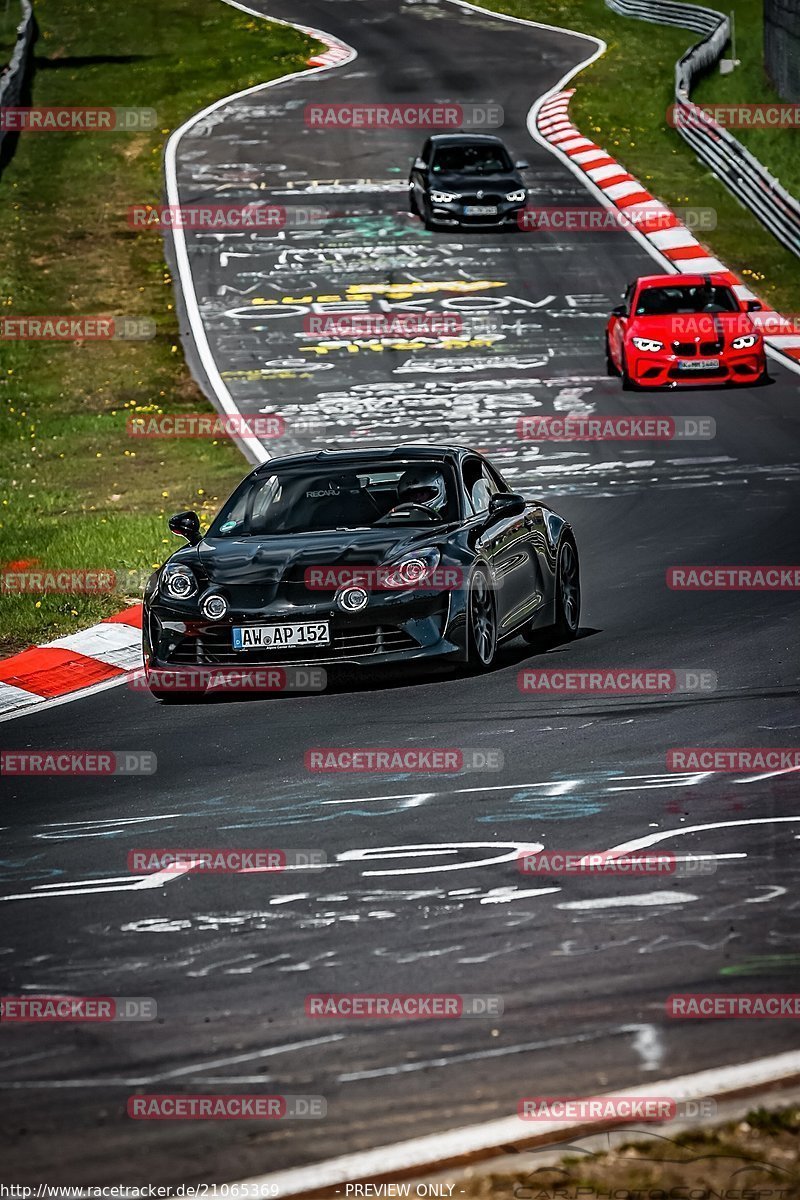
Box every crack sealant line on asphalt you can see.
[0,4,357,723]
[232,1049,800,1198]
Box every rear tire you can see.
[553,537,580,640]
[524,537,580,647]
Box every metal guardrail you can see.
[605,0,800,259]
[1,0,36,152]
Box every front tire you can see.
[466,568,498,671]
[605,333,620,377]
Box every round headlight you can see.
[200,593,229,621]
[336,585,369,613]
[162,565,197,600]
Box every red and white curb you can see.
[0,606,143,721]
[535,89,800,369]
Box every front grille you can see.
[461,193,503,205]
[671,340,723,356]
[167,625,418,665]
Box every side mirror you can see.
[515,159,529,170]
[611,304,627,317]
[746,299,763,312]
[412,157,426,172]
[488,492,526,518]
[168,510,201,545]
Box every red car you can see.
[605,273,767,389]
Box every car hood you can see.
[629,312,757,339]
[430,172,523,194]
[174,527,446,586]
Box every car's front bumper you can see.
[628,346,765,387]
[428,198,525,227]
[143,592,464,676]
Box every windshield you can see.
[208,461,459,537]
[635,284,739,316]
[431,143,512,175]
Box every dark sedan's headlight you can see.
[506,189,526,203]
[382,549,441,590]
[160,563,198,601]
[430,190,459,204]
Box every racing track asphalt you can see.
[1,0,799,1184]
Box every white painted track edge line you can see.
[234,1050,800,1195]
[163,0,358,467]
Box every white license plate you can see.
[464,205,497,216]
[678,358,720,370]
[233,622,330,650]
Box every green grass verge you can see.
[693,0,800,198]
[0,0,319,657]
[481,0,800,314]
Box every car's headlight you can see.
[506,189,526,203]
[732,333,758,350]
[160,563,198,600]
[632,337,664,352]
[430,190,459,204]
[382,548,441,590]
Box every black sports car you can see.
[142,446,579,697]
[408,134,528,230]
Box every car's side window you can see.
[463,458,499,517]
[421,139,432,165]
[623,283,634,315]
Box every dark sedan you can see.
[142,446,579,697]
[408,134,528,230]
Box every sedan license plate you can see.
[233,622,330,650]
[678,358,720,370]
[463,204,497,216]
